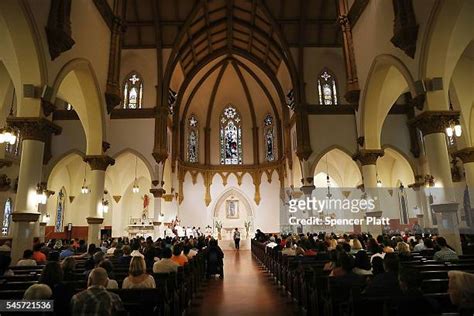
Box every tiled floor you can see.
[188,250,297,316]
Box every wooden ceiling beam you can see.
[247,0,257,53]
[227,0,233,53]
[132,0,142,46]
[203,0,214,55]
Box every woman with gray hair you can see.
[448,270,474,314]
[23,284,52,300]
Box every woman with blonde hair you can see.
[396,241,413,261]
[122,256,155,289]
[448,270,474,312]
[350,239,363,254]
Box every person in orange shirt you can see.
[32,243,46,264]
[171,244,188,266]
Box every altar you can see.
[126,217,155,238]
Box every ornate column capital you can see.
[409,111,460,136]
[84,155,115,171]
[453,147,474,164]
[12,212,40,222]
[86,217,104,225]
[7,117,62,142]
[352,149,384,165]
[149,188,166,198]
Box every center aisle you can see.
[188,250,297,316]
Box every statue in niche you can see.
[226,199,239,219]
[142,194,149,220]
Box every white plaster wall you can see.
[178,170,281,234]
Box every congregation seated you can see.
[396,241,413,261]
[353,250,372,276]
[24,284,52,300]
[171,244,188,266]
[61,256,76,281]
[118,245,132,265]
[98,260,118,289]
[394,268,440,316]
[448,270,474,315]
[17,249,37,266]
[32,243,47,264]
[39,261,74,314]
[122,256,155,289]
[153,247,179,273]
[281,240,296,256]
[60,245,75,259]
[363,253,402,297]
[0,255,13,276]
[71,267,124,316]
[434,237,459,262]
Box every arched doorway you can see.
[212,188,254,249]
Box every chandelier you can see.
[81,164,90,194]
[0,89,18,145]
[132,157,139,193]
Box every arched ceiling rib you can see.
[123,0,342,71]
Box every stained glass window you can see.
[123,72,143,109]
[2,198,12,236]
[188,114,199,163]
[317,69,338,105]
[55,188,65,232]
[220,105,242,165]
[263,114,276,162]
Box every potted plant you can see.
[215,221,223,240]
[244,220,251,239]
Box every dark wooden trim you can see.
[93,0,114,30]
[52,110,79,120]
[305,104,410,115]
[348,0,369,27]
[110,108,156,119]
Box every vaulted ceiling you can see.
[123,0,342,74]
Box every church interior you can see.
[0,0,474,315]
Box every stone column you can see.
[84,155,115,246]
[364,210,383,237]
[431,202,462,254]
[150,162,166,239]
[410,111,458,203]
[409,177,432,228]
[7,118,61,261]
[453,147,474,227]
[353,149,384,233]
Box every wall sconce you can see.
[424,175,435,187]
[102,199,109,213]
[446,119,462,137]
[43,213,50,223]
[36,183,54,205]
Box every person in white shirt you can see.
[186,227,193,237]
[130,242,144,258]
[153,248,179,273]
[413,238,427,252]
[106,241,117,256]
[17,250,37,266]
[184,245,197,260]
